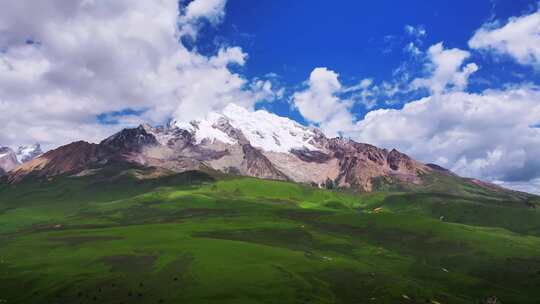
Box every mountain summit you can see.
[173,104,321,153]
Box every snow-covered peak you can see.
[16,143,43,163]
[173,103,321,153]
[175,112,236,146]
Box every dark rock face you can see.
[42,141,101,171]
[290,149,331,163]
[241,144,288,180]
[7,141,101,182]
[100,125,159,153]
[163,128,193,149]
[322,138,426,191]
[336,155,360,186]
[387,149,414,171]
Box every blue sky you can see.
[2,0,540,192]
[192,0,540,121]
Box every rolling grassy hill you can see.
[1,166,540,303]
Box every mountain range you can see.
[0,104,527,199]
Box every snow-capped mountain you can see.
[173,104,321,153]
[16,143,43,163]
[140,104,427,190]
[7,104,435,191]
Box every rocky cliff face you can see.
[321,139,426,191]
[5,104,431,191]
[100,125,159,153]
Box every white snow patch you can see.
[222,104,319,153]
[175,114,234,145]
[174,103,320,153]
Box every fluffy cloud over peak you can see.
[469,7,540,68]
[412,42,478,94]
[0,0,275,150]
[292,68,355,137]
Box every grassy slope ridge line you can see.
[0,168,540,303]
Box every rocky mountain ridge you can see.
[2,104,495,193]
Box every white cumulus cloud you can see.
[292,38,540,193]
[411,42,479,94]
[469,6,540,68]
[0,0,276,150]
[352,86,540,191]
[292,68,355,137]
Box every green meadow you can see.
[1,167,540,303]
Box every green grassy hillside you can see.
[1,167,540,303]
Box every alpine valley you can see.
[1,105,540,304]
